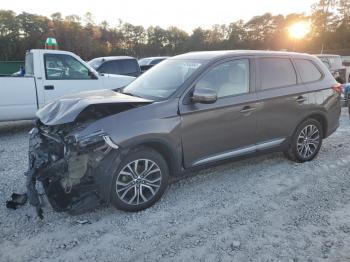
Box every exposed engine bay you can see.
[24,120,120,218]
[14,90,154,218]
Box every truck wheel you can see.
[111,147,169,212]
[284,119,323,163]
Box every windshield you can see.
[88,59,103,70]
[122,59,204,100]
[138,58,152,66]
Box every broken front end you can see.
[26,121,123,216]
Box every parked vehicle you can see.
[316,54,347,83]
[343,83,350,114]
[0,49,135,122]
[88,56,141,77]
[25,51,341,217]
[138,56,169,72]
[341,57,350,83]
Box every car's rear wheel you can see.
[284,119,323,163]
[110,147,169,212]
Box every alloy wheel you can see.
[116,159,162,205]
[296,124,320,159]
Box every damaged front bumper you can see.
[25,122,124,218]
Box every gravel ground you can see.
[0,110,350,262]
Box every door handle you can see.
[44,85,54,90]
[240,106,256,113]
[295,96,307,103]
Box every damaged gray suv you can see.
[26,51,341,215]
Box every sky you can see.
[1,0,317,32]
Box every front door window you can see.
[196,59,250,98]
[44,54,91,80]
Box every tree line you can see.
[0,0,349,61]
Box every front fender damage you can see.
[13,124,124,219]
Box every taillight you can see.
[332,83,343,95]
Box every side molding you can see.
[192,138,285,166]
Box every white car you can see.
[138,56,169,72]
[0,49,135,122]
[138,56,169,66]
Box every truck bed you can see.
[0,77,38,121]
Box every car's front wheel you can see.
[110,147,169,212]
[284,119,323,163]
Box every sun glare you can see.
[288,22,311,39]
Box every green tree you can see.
[165,26,188,54]
[0,10,19,60]
[0,4,349,62]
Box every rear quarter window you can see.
[259,58,297,90]
[294,59,322,83]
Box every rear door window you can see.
[259,58,297,90]
[294,59,322,83]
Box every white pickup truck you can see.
[0,49,135,122]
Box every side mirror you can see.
[191,87,217,104]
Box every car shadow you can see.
[0,121,33,135]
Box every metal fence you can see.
[0,61,24,75]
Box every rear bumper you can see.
[324,95,341,138]
[325,120,339,138]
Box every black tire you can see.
[284,119,323,163]
[110,147,169,212]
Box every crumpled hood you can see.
[37,89,153,126]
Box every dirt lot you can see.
[0,110,350,262]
